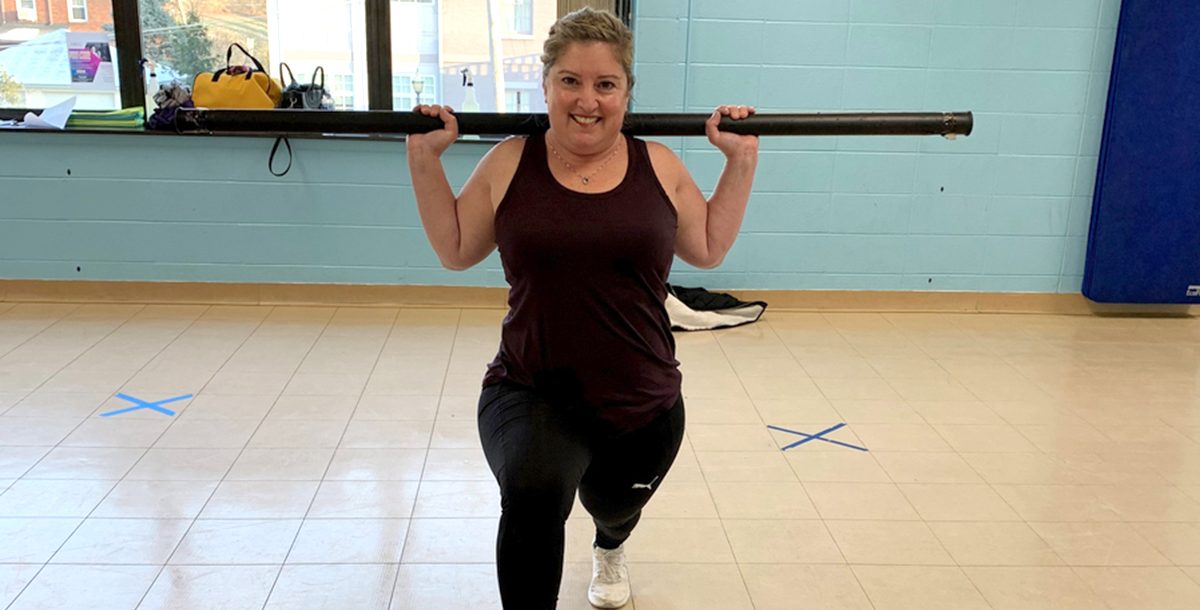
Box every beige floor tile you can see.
[422,448,494,481]
[340,419,434,449]
[412,480,500,518]
[281,372,369,396]
[247,419,345,449]
[624,563,753,610]
[963,566,1106,609]
[898,483,1021,521]
[1017,423,1113,453]
[929,521,1062,566]
[325,448,426,481]
[707,480,817,519]
[0,480,115,517]
[785,449,889,482]
[1073,567,1200,610]
[6,392,110,418]
[434,395,478,422]
[888,378,978,402]
[1131,522,1200,565]
[933,424,1037,452]
[401,518,496,563]
[224,448,334,481]
[390,564,501,610]
[752,397,839,424]
[0,447,50,478]
[203,370,293,395]
[694,451,796,482]
[51,518,190,564]
[681,396,761,425]
[1184,565,1200,585]
[124,448,240,481]
[907,400,1005,425]
[23,447,143,480]
[431,420,480,449]
[604,519,734,563]
[852,565,989,610]
[264,395,357,421]
[874,451,983,483]
[154,419,258,449]
[723,519,843,563]
[178,394,276,421]
[827,520,953,565]
[993,485,1124,521]
[0,564,41,608]
[8,564,160,610]
[847,423,951,451]
[687,424,778,451]
[798,357,880,379]
[0,518,82,563]
[265,564,396,610]
[804,482,919,520]
[639,480,719,519]
[138,565,279,610]
[62,417,172,448]
[92,480,217,519]
[0,417,80,446]
[170,519,302,564]
[352,395,440,421]
[308,480,418,519]
[287,518,407,563]
[828,399,925,424]
[741,564,871,610]
[814,377,901,401]
[200,480,320,519]
[1090,485,1200,522]
[1029,521,1171,566]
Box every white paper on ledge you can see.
[21,96,77,129]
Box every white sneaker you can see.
[588,544,631,608]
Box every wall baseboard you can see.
[1,280,1194,316]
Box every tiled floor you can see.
[2,302,1200,609]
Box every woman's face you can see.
[543,41,629,153]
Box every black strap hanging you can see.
[268,135,293,177]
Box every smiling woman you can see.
[405,7,758,610]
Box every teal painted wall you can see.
[0,0,1120,292]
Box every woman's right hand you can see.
[407,104,458,158]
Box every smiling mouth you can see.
[571,115,600,125]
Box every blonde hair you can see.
[541,7,635,92]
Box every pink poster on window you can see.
[66,32,116,90]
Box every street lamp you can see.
[412,69,424,106]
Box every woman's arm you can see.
[653,105,759,269]
[407,105,517,270]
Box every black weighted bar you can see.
[174,109,973,138]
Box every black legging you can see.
[477,381,686,610]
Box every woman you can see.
[406,8,757,609]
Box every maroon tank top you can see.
[482,132,682,432]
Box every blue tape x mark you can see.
[768,423,868,452]
[100,393,192,417]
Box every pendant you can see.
[581,177,590,185]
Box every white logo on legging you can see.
[631,475,659,491]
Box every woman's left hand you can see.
[706,105,759,159]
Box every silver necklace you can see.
[547,137,622,186]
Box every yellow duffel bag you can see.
[192,43,282,109]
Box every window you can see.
[139,0,369,110]
[331,74,355,109]
[507,0,533,36]
[505,87,535,112]
[392,73,436,110]
[69,0,89,23]
[0,0,118,110]
[17,0,37,22]
[392,0,555,112]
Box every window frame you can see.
[0,0,630,131]
[16,0,38,22]
[68,0,89,23]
